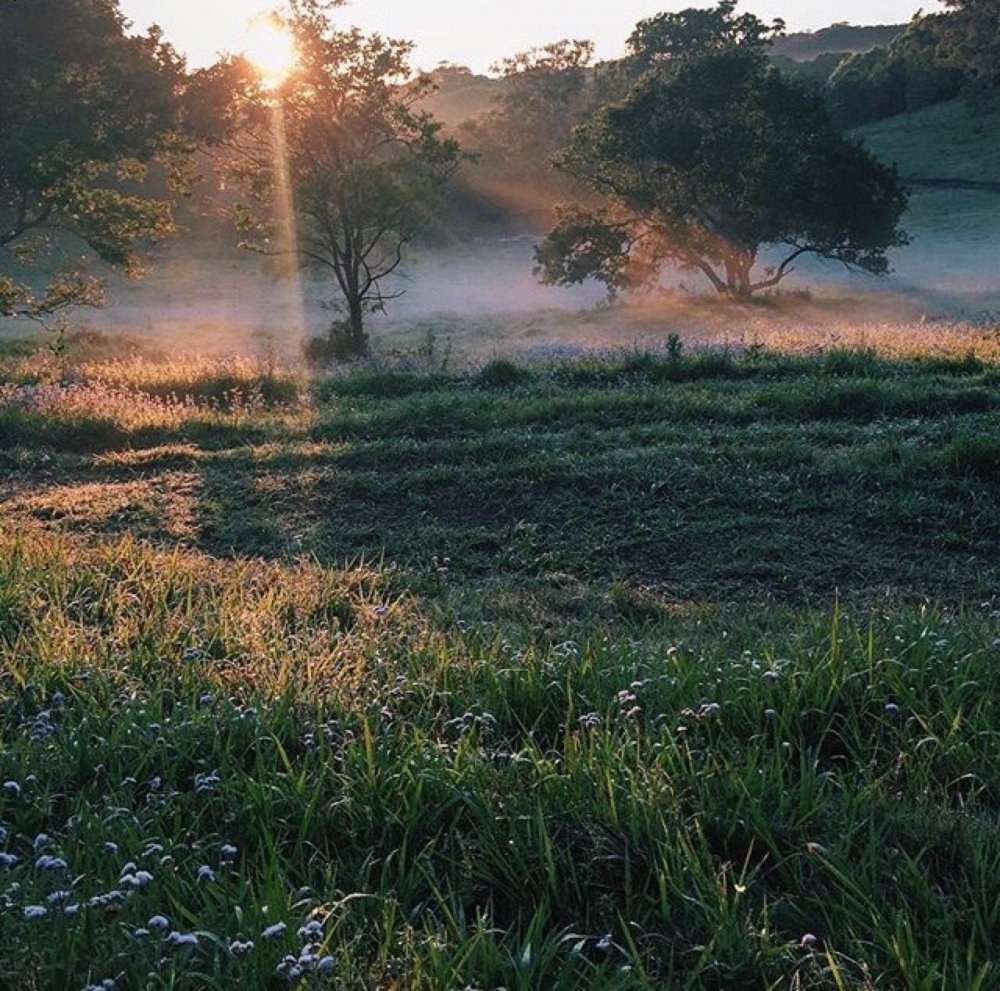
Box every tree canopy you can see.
[232,0,466,356]
[536,3,909,299]
[0,0,233,322]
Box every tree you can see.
[940,0,1000,107]
[0,0,221,323]
[536,3,909,299]
[234,1,466,356]
[827,15,962,128]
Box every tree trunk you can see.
[723,254,754,298]
[347,293,367,355]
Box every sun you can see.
[242,16,298,87]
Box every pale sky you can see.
[120,0,944,74]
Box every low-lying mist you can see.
[3,188,997,361]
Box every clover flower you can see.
[120,870,153,888]
[297,920,324,940]
[24,905,47,919]
[262,922,287,939]
[166,931,199,947]
[148,915,170,931]
[36,855,68,871]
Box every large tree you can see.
[234,1,466,356]
[940,0,1000,106]
[0,0,226,323]
[536,2,909,299]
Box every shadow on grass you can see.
[4,349,1000,620]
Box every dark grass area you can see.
[6,347,997,610]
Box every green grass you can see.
[2,341,1000,988]
[856,99,1000,184]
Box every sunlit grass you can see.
[2,338,1000,988]
[1,530,998,988]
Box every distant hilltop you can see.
[422,22,909,129]
[771,23,905,62]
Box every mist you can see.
[3,184,990,360]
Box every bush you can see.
[303,321,368,367]
[477,358,532,389]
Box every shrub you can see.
[477,358,532,389]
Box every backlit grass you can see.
[2,334,999,989]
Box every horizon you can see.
[120,0,945,74]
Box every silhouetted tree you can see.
[233,1,466,356]
[536,3,909,299]
[0,0,232,322]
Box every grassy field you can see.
[2,331,1000,989]
[856,99,1000,185]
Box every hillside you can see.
[856,98,1000,184]
[419,65,507,130]
[772,22,904,61]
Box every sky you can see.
[119,0,945,74]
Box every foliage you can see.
[456,40,599,225]
[940,0,1000,107]
[232,0,466,356]
[0,0,238,322]
[828,15,963,128]
[536,4,909,299]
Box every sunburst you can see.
[242,16,298,88]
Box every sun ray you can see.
[242,16,298,88]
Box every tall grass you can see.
[2,339,1000,988]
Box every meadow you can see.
[1,324,999,990]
